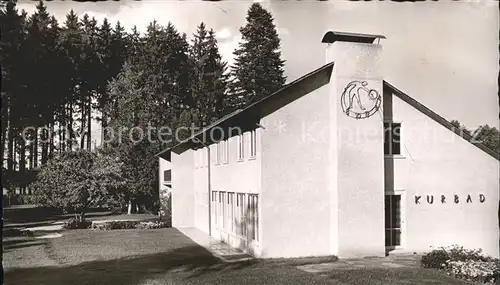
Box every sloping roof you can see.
[155,61,335,159]
[384,81,500,161]
[321,31,386,44]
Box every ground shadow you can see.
[3,239,47,251]
[3,206,116,225]
[4,245,257,285]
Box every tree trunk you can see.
[67,102,73,151]
[19,137,25,194]
[80,96,86,150]
[28,140,33,170]
[87,94,92,150]
[33,127,38,168]
[41,125,48,164]
[7,122,14,173]
[1,97,8,170]
[101,111,107,148]
[78,212,85,222]
[49,122,54,159]
[127,199,137,215]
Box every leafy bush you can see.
[135,221,169,229]
[421,248,450,269]
[91,220,169,231]
[92,221,138,230]
[31,149,125,219]
[421,245,499,283]
[63,218,92,229]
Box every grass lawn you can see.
[3,227,472,285]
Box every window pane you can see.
[385,229,391,246]
[392,123,401,155]
[255,196,259,241]
[391,195,401,228]
[391,229,401,246]
[164,170,171,181]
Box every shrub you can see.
[91,220,170,231]
[135,221,169,229]
[63,218,92,229]
[421,248,450,269]
[92,220,138,231]
[421,245,500,283]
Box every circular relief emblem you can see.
[340,80,381,119]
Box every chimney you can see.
[323,31,387,259]
[322,31,385,79]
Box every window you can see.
[250,130,257,158]
[384,122,401,155]
[248,194,259,241]
[219,191,226,229]
[236,193,246,236]
[385,194,401,247]
[237,134,244,160]
[212,191,218,225]
[163,170,171,183]
[228,192,234,233]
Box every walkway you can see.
[297,254,421,274]
[177,227,253,263]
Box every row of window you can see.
[211,191,259,242]
[218,129,257,164]
[195,130,258,168]
[193,124,398,166]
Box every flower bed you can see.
[91,220,169,231]
[421,245,499,284]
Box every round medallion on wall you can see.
[340,80,381,119]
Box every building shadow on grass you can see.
[3,206,116,226]
[4,245,258,285]
[3,239,47,251]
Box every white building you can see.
[157,31,499,259]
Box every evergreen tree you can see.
[0,0,28,191]
[80,14,99,150]
[95,18,114,146]
[189,22,228,127]
[471,125,500,154]
[227,3,286,111]
[59,9,83,152]
[107,62,160,213]
[25,1,56,169]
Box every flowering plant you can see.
[421,245,499,283]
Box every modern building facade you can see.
[157,31,499,259]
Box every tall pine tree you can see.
[227,3,286,112]
[188,22,228,128]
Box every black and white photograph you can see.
[1,0,499,284]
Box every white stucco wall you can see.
[171,149,195,228]
[328,42,386,258]
[261,80,333,258]
[192,131,263,255]
[386,92,499,258]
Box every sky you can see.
[18,0,499,145]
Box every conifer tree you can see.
[227,3,286,111]
[189,22,228,127]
